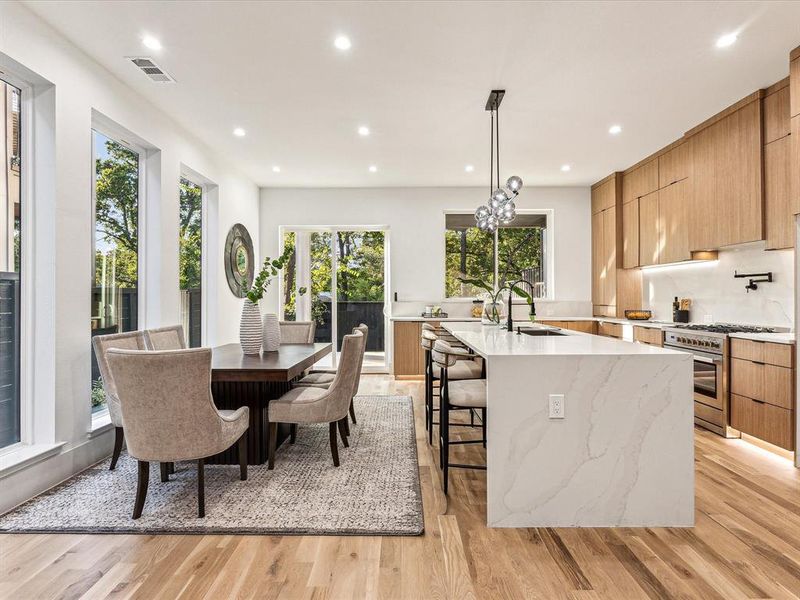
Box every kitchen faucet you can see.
[505,279,536,332]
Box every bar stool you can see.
[431,339,487,495]
[420,327,483,445]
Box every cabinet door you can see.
[658,142,690,188]
[659,179,691,264]
[603,207,617,307]
[765,136,793,250]
[591,211,605,305]
[764,85,790,144]
[791,56,800,118]
[792,116,800,215]
[393,321,421,376]
[689,125,718,250]
[621,200,639,268]
[638,191,660,266]
[591,179,616,214]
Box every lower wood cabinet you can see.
[597,321,622,339]
[731,394,795,451]
[539,320,597,334]
[393,321,425,378]
[633,326,663,347]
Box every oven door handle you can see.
[663,344,722,364]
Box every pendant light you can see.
[474,89,522,232]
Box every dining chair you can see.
[91,330,148,470]
[268,330,364,469]
[432,339,487,495]
[279,321,316,343]
[106,347,249,519]
[295,324,367,428]
[144,324,187,350]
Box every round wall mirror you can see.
[224,223,255,298]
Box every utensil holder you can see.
[673,310,689,323]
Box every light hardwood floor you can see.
[3,375,800,599]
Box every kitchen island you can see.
[443,321,694,528]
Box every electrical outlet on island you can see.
[549,394,565,419]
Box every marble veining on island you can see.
[443,322,694,528]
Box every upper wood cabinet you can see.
[764,83,790,144]
[591,178,616,214]
[765,131,793,250]
[688,98,763,251]
[591,210,604,306]
[621,160,658,205]
[791,53,800,117]
[792,115,800,215]
[638,191,660,267]
[621,198,639,269]
[658,142,690,188]
[603,206,617,307]
[659,179,691,264]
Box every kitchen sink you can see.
[518,328,567,337]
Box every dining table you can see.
[208,342,332,465]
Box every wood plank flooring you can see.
[2,375,800,599]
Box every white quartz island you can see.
[443,321,694,528]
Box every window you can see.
[90,130,141,414]
[179,177,202,347]
[1,79,22,449]
[444,212,548,298]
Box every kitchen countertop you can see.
[539,316,675,329]
[442,321,686,358]
[389,316,481,322]
[728,332,795,345]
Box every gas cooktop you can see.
[670,324,776,334]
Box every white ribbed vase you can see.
[239,300,262,355]
[262,313,281,352]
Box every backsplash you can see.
[641,243,794,328]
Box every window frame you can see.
[443,208,555,300]
[178,173,207,347]
[89,124,147,422]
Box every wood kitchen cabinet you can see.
[633,326,663,347]
[765,135,793,249]
[659,179,691,264]
[591,210,604,307]
[729,338,795,451]
[791,51,800,118]
[602,206,617,307]
[792,115,800,215]
[621,198,639,268]
[621,160,658,205]
[688,96,763,251]
[538,320,597,334]
[638,191,660,267]
[764,82,790,144]
[657,141,690,188]
[591,178,616,214]
[393,321,423,378]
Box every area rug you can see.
[0,395,423,536]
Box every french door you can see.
[280,227,388,371]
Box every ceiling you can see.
[23,1,800,188]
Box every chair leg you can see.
[290,424,297,444]
[442,399,450,496]
[168,462,175,475]
[337,418,349,448]
[268,422,278,470]
[133,460,149,519]
[197,458,205,518]
[349,398,357,425]
[329,422,340,467]
[238,432,248,481]
[344,413,351,437]
[110,427,124,470]
[482,407,487,448]
[160,462,169,482]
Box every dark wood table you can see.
[208,342,332,465]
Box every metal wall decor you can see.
[224,223,255,297]
[474,89,523,232]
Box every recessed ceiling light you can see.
[272,165,281,173]
[465,164,475,172]
[334,35,352,51]
[716,32,738,48]
[142,35,162,51]
[560,164,571,172]
[368,165,377,173]
[232,127,246,137]
[358,125,370,137]
[608,124,622,135]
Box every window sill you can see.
[88,411,113,437]
[0,442,65,479]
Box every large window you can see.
[179,177,202,347]
[1,78,22,449]
[445,212,548,298]
[90,130,141,414]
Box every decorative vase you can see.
[262,313,281,352]
[481,299,505,325]
[239,299,262,355]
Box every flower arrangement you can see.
[245,245,295,305]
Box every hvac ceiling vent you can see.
[127,57,176,83]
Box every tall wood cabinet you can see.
[763,80,793,249]
[791,47,800,216]
[591,174,641,317]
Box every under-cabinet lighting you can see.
[638,252,719,272]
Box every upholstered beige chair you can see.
[91,330,148,470]
[106,348,249,519]
[144,325,187,350]
[279,321,316,343]
[432,339,486,495]
[268,330,364,469]
[296,324,367,428]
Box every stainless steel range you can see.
[663,324,775,436]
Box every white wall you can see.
[0,2,260,512]
[259,186,591,316]
[642,243,794,328]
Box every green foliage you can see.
[91,378,106,408]
[246,244,296,304]
[335,231,384,301]
[179,178,202,291]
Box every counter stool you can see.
[432,339,487,495]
